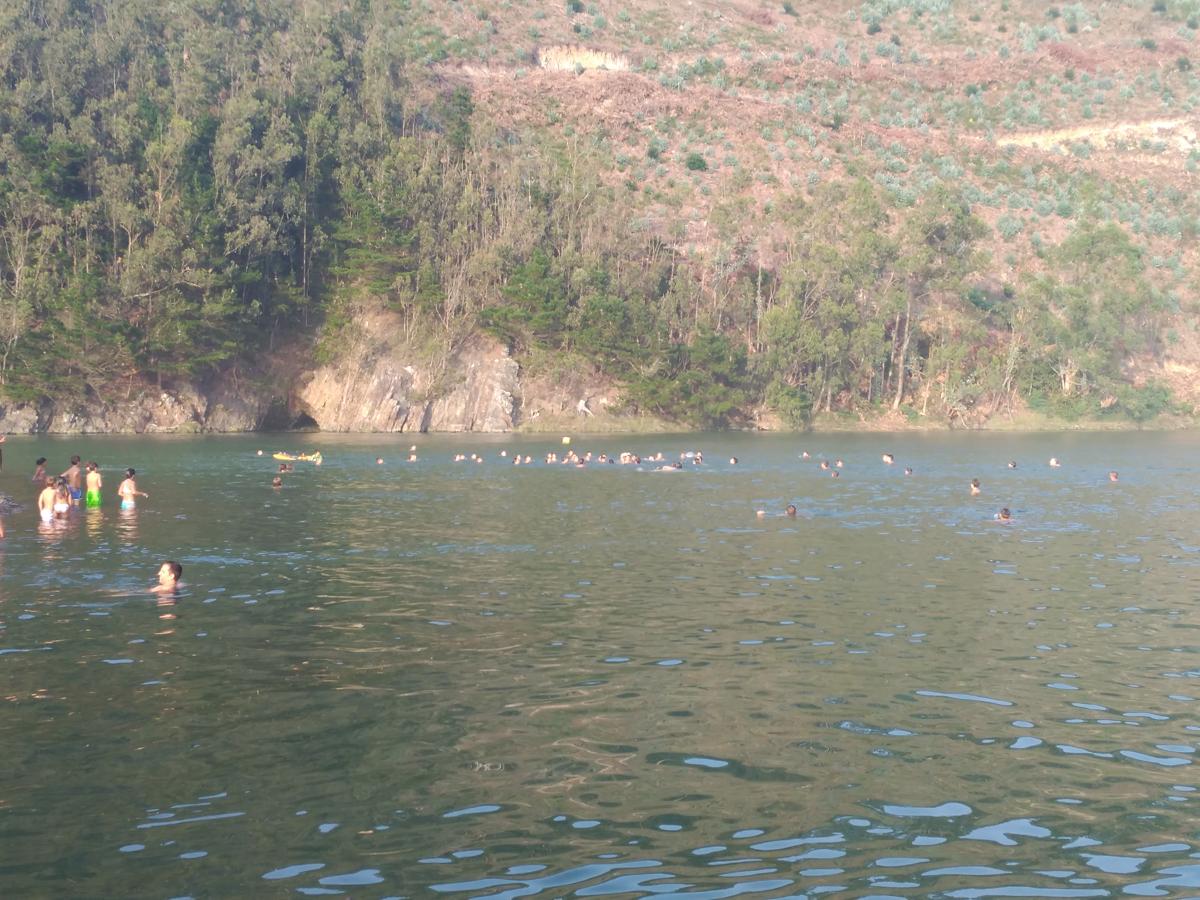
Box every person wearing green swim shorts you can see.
[85,461,103,507]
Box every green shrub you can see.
[766,382,813,428]
[685,152,708,171]
[996,213,1023,239]
[1111,382,1174,421]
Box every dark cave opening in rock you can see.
[290,411,319,431]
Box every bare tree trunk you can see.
[752,257,763,353]
[891,297,911,410]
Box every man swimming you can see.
[150,560,183,594]
[32,457,46,483]
[970,478,982,496]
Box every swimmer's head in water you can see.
[36,457,46,466]
[997,507,1011,520]
[786,504,797,516]
[272,476,283,486]
[1109,470,1119,481]
[158,560,183,584]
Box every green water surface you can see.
[0,432,1198,897]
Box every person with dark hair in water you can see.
[151,560,183,594]
[61,455,82,505]
[118,468,148,509]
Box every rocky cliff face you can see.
[0,304,623,433]
[292,334,520,433]
[0,312,533,434]
[0,381,268,435]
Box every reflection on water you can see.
[0,432,1199,896]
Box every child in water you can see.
[118,468,148,509]
[85,462,102,507]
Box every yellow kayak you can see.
[273,451,323,463]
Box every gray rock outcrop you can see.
[292,320,519,432]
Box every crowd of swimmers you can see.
[744,450,1118,523]
[1,442,1121,539]
[446,448,712,471]
[304,441,1121,524]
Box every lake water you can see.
[1,431,1199,898]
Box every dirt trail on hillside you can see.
[999,118,1197,153]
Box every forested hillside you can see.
[2,0,1199,430]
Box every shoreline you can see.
[0,414,1194,437]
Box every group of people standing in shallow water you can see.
[0,446,180,595]
[33,454,147,524]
